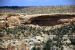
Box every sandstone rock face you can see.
[25,14,75,26]
[0,13,75,28]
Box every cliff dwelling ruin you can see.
[25,14,75,26]
[0,13,75,27]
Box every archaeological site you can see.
[0,6,75,50]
